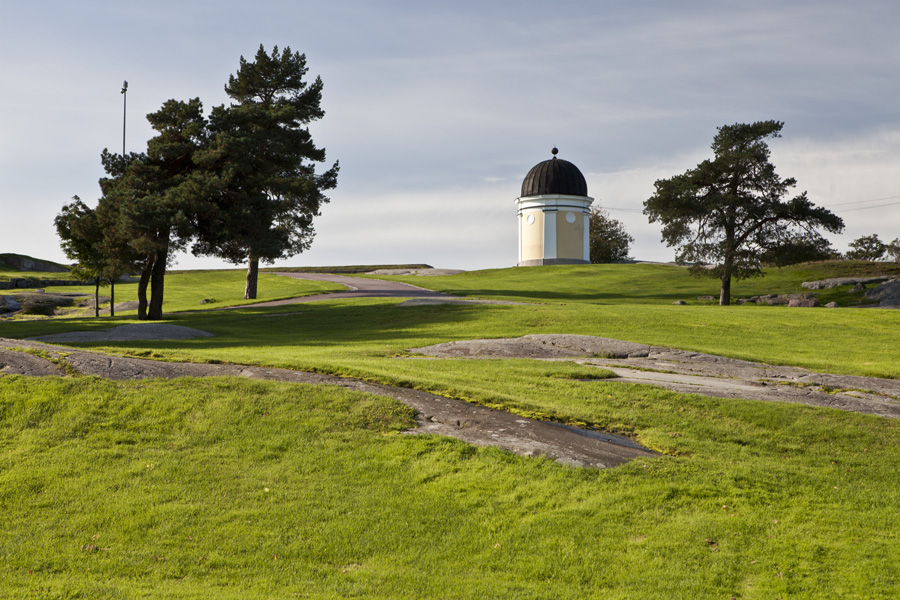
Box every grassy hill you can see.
[2,262,900,598]
[366,260,900,306]
[0,253,70,276]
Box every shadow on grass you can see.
[13,299,504,355]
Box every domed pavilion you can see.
[516,148,593,266]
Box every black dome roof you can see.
[521,149,588,197]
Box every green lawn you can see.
[364,260,900,306]
[14,270,344,316]
[0,271,77,283]
[2,262,900,598]
[2,376,898,599]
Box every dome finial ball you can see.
[551,147,558,156]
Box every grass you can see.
[11,270,344,317]
[0,271,77,283]
[364,261,900,306]
[2,376,898,599]
[2,261,900,597]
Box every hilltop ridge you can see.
[0,253,70,273]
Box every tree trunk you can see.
[109,279,115,317]
[137,255,153,320]
[94,278,100,318]
[244,256,259,300]
[148,247,168,320]
[719,274,731,306]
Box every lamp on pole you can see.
[120,81,128,160]
[111,80,128,319]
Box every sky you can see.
[1,0,898,271]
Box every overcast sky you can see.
[2,0,898,271]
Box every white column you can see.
[517,211,522,265]
[544,210,557,260]
[583,212,590,262]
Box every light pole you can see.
[120,81,128,160]
[111,80,128,319]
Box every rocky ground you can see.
[0,333,654,469]
[411,334,900,419]
[3,271,898,471]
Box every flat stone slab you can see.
[414,334,654,359]
[411,335,900,419]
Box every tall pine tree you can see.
[194,45,338,299]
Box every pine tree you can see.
[194,45,338,299]
[644,121,844,305]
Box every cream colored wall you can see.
[520,209,544,262]
[556,211,585,260]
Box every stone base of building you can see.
[517,258,590,267]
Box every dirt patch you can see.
[411,335,900,419]
[0,337,653,469]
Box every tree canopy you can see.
[193,45,338,299]
[845,234,887,261]
[588,207,633,263]
[95,99,210,319]
[57,45,337,318]
[644,120,844,305]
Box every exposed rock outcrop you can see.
[864,280,900,309]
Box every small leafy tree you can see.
[54,197,132,317]
[886,238,900,263]
[759,232,840,266]
[644,120,844,305]
[845,234,887,261]
[589,207,633,263]
[55,197,106,317]
[194,45,338,299]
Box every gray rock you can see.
[864,280,900,308]
[825,302,839,308]
[851,283,866,293]
[697,295,716,301]
[788,298,819,308]
[802,276,892,290]
[673,300,687,305]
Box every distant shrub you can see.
[846,234,887,261]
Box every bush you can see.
[885,238,900,263]
[846,234,887,261]
[589,207,633,263]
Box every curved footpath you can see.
[250,272,451,306]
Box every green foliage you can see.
[194,44,339,299]
[644,120,844,305]
[53,197,106,284]
[760,232,840,266]
[886,238,900,263]
[96,98,213,320]
[846,234,887,261]
[589,206,633,263]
